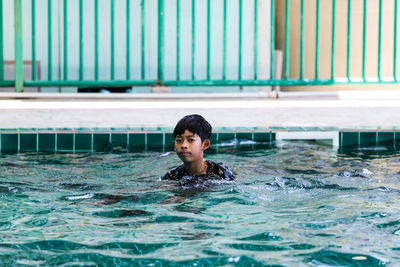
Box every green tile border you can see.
[1,127,400,154]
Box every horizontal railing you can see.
[0,0,399,92]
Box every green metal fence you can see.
[1,0,399,92]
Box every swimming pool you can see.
[0,140,398,266]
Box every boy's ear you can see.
[202,139,210,150]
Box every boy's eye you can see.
[189,139,195,142]
[175,139,182,143]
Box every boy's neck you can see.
[184,159,207,176]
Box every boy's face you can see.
[174,130,210,164]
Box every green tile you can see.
[236,132,253,140]
[218,133,235,142]
[129,133,146,152]
[342,132,359,148]
[129,133,146,147]
[1,134,18,154]
[210,133,217,144]
[147,133,163,148]
[75,133,92,152]
[360,132,377,147]
[39,134,56,153]
[395,132,400,150]
[57,133,74,152]
[377,132,394,148]
[271,133,276,142]
[111,133,128,148]
[165,132,175,150]
[254,132,270,142]
[93,133,110,152]
[20,134,37,152]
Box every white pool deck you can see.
[0,90,399,130]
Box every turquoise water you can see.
[0,141,399,266]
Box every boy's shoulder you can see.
[205,160,236,181]
[161,160,235,181]
[161,164,187,181]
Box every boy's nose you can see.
[181,141,188,148]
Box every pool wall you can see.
[1,128,399,154]
[1,91,400,154]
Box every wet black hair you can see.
[173,114,212,142]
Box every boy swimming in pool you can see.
[162,114,235,184]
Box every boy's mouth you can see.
[179,152,191,156]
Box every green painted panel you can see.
[342,132,359,148]
[360,132,377,147]
[395,132,400,150]
[75,133,92,152]
[111,133,128,149]
[218,133,235,142]
[129,133,146,151]
[57,133,73,152]
[1,134,18,154]
[93,133,110,152]
[165,133,174,150]
[20,133,37,152]
[254,132,270,142]
[210,133,217,144]
[39,134,55,153]
[378,132,394,148]
[147,133,163,148]
[236,132,253,140]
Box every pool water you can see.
[0,141,399,266]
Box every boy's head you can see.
[173,115,212,163]
[173,114,212,142]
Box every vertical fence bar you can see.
[377,0,383,81]
[299,0,304,80]
[15,0,23,92]
[32,0,37,80]
[362,0,367,81]
[315,0,320,80]
[0,0,3,80]
[331,0,336,80]
[63,0,68,80]
[270,0,275,80]
[141,0,145,80]
[48,0,52,80]
[191,0,195,80]
[254,0,258,80]
[110,0,115,80]
[126,0,130,80]
[158,0,164,82]
[284,0,289,80]
[207,0,210,80]
[95,0,99,80]
[394,0,398,81]
[223,0,227,80]
[346,0,351,81]
[79,0,83,80]
[176,0,180,80]
[238,0,242,80]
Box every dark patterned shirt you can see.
[162,160,235,183]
